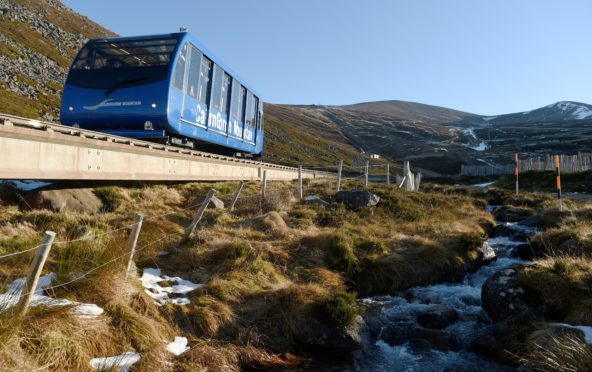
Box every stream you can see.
[352,218,532,371]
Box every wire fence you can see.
[461,153,592,176]
[0,159,421,317]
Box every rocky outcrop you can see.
[493,206,533,223]
[334,190,379,210]
[26,188,103,214]
[379,323,460,351]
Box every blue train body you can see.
[60,32,263,155]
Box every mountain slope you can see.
[0,0,114,120]
[342,100,478,124]
[459,101,592,127]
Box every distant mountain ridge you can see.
[462,101,592,127]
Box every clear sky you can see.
[61,0,591,115]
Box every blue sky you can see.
[62,0,591,115]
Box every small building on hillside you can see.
[370,154,380,159]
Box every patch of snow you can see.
[522,110,532,115]
[472,181,496,189]
[0,273,103,318]
[0,180,51,191]
[140,268,202,306]
[167,336,190,356]
[469,142,488,151]
[90,352,140,371]
[573,106,592,119]
[552,323,592,344]
[483,116,498,122]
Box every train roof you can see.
[87,32,262,98]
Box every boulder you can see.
[512,243,539,260]
[481,266,531,323]
[297,315,366,353]
[251,211,288,233]
[489,224,516,238]
[304,195,334,209]
[334,190,380,210]
[493,206,533,223]
[379,323,459,351]
[26,188,103,214]
[199,194,224,209]
[416,304,459,329]
[518,214,542,228]
[477,241,497,264]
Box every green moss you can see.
[355,238,387,255]
[324,233,357,272]
[93,186,122,212]
[225,240,252,260]
[315,291,359,328]
[0,83,44,118]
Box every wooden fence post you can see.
[16,231,55,318]
[298,166,303,200]
[555,155,562,211]
[515,153,519,195]
[229,181,244,211]
[184,190,215,240]
[364,161,369,187]
[262,170,267,200]
[386,163,390,185]
[336,160,343,192]
[125,213,144,280]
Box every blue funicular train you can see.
[60,30,263,157]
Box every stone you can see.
[26,188,103,214]
[304,195,334,209]
[297,315,366,353]
[481,265,531,323]
[380,324,459,351]
[512,243,539,260]
[518,214,542,228]
[251,211,288,233]
[416,304,459,329]
[199,194,224,209]
[334,190,380,210]
[478,241,497,264]
[489,224,516,238]
[493,206,533,223]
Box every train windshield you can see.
[66,37,179,89]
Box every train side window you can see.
[238,86,247,123]
[197,57,212,105]
[245,91,255,128]
[172,43,188,90]
[185,46,201,98]
[220,73,232,116]
[210,65,224,111]
[229,79,241,122]
[253,96,260,129]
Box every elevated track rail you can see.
[0,113,334,182]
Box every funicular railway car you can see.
[60,31,263,156]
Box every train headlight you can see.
[68,106,74,111]
[144,121,154,130]
[151,103,157,109]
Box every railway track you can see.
[0,113,335,181]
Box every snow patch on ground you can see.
[483,116,498,121]
[90,352,140,371]
[472,181,496,189]
[167,336,190,356]
[0,273,103,318]
[469,142,488,151]
[552,323,592,344]
[140,268,202,305]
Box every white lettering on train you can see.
[208,111,227,132]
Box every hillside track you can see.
[0,113,334,182]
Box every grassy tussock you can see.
[517,257,592,326]
[522,329,592,371]
[0,179,511,369]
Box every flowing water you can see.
[352,221,531,371]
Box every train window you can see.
[229,79,241,121]
[197,57,212,105]
[245,91,256,128]
[210,65,224,111]
[220,73,232,116]
[185,46,201,98]
[238,86,247,123]
[253,96,260,129]
[172,43,187,90]
[72,38,178,70]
